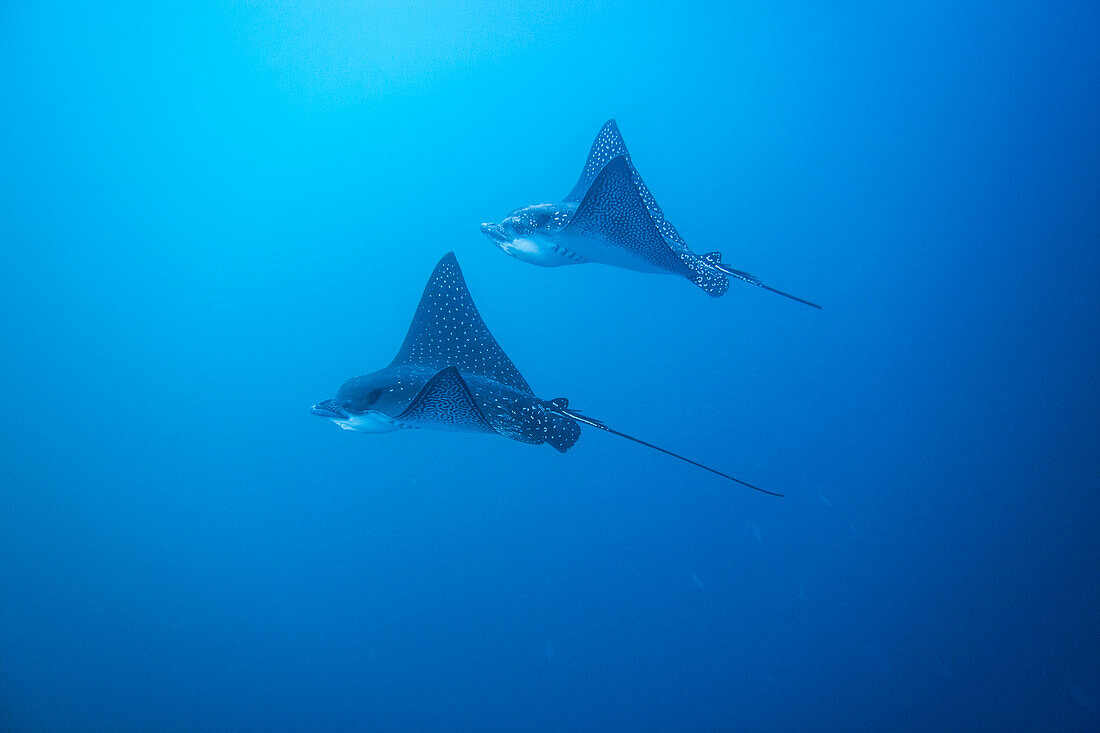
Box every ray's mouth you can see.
[480,222,510,245]
[311,400,348,420]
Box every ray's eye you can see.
[361,388,383,408]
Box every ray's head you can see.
[480,203,574,260]
[311,372,398,433]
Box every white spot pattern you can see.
[384,254,581,452]
[568,156,689,274]
[565,119,690,251]
[390,253,532,393]
[564,119,729,297]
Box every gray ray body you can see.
[481,120,820,308]
[311,253,580,452]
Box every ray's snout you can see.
[311,399,347,419]
[480,222,509,244]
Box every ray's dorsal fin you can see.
[565,119,630,203]
[396,366,497,433]
[391,253,533,393]
[566,156,689,274]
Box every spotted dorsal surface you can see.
[387,254,580,452]
[565,156,693,277]
[390,253,533,394]
[396,367,497,433]
[564,119,691,255]
[465,380,581,453]
[565,119,631,203]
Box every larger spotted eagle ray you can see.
[481,119,820,309]
[312,253,781,496]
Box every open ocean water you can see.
[1,2,1098,730]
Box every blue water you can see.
[2,2,1098,730]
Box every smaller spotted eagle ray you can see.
[481,120,820,309]
[312,253,781,496]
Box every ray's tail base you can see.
[692,252,822,309]
[544,398,783,497]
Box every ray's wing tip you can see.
[433,251,463,276]
[602,119,624,141]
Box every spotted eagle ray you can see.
[480,119,820,309]
[312,253,782,496]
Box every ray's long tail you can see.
[697,252,822,309]
[545,399,784,497]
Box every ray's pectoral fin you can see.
[397,367,498,434]
[390,253,534,391]
[544,398,783,497]
[565,119,629,203]
[566,156,688,275]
